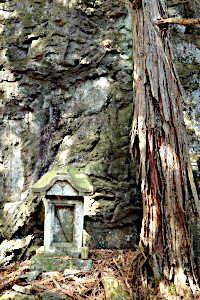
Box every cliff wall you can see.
[0,0,199,249]
[0,0,140,248]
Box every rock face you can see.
[168,0,200,193]
[168,0,200,260]
[0,235,33,265]
[0,0,199,252]
[0,0,140,249]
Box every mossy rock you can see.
[118,104,132,125]
[0,292,34,300]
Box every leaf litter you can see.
[0,249,189,299]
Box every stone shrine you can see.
[32,167,93,258]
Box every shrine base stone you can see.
[30,254,92,273]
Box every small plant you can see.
[169,283,176,295]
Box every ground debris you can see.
[0,250,137,299]
[0,249,195,299]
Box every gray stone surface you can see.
[42,271,60,279]
[167,0,200,258]
[0,291,65,300]
[102,276,130,300]
[43,196,84,257]
[47,182,77,196]
[0,235,33,265]
[30,254,92,273]
[168,1,200,175]
[0,0,139,250]
[63,268,82,277]
[18,271,40,282]
[0,292,35,300]
[36,293,65,300]
[12,284,32,295]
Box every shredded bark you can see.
[130,0,200,297]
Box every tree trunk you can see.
[130,0,200,297]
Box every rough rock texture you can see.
[0,0,140,249]
[167,0,200,194]
[0,235,33,265]
[0,0,199,253]
[0,291,65,300]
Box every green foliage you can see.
[169,283,176,295]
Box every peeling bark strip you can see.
[155,17,200,26]
[130,0,200,295]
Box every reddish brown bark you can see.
[130,0,200,296]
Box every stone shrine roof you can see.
[32,167,93,195]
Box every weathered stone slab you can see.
[0,292,34,300]
[30,254,92,273]
[43,197,84,257]
[102,277,130,300]
[36,293,65,300]
[12,284,32,295]
[63,269,82,277]
[18,271,40,282]
[32,167,93,195]
[0,291,65,300]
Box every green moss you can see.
[118,104,132,125]
[0,292,34,300]
[67,167,93,192]
[67,135,100,154]
[32,167,93,194]
[195,113,200,119]
[21,13,37,27]
[85,160,107,177]
[176,62,199,78]
[187,128,195,135]
[169,283,176,295]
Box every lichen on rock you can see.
[0,0,139,249]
